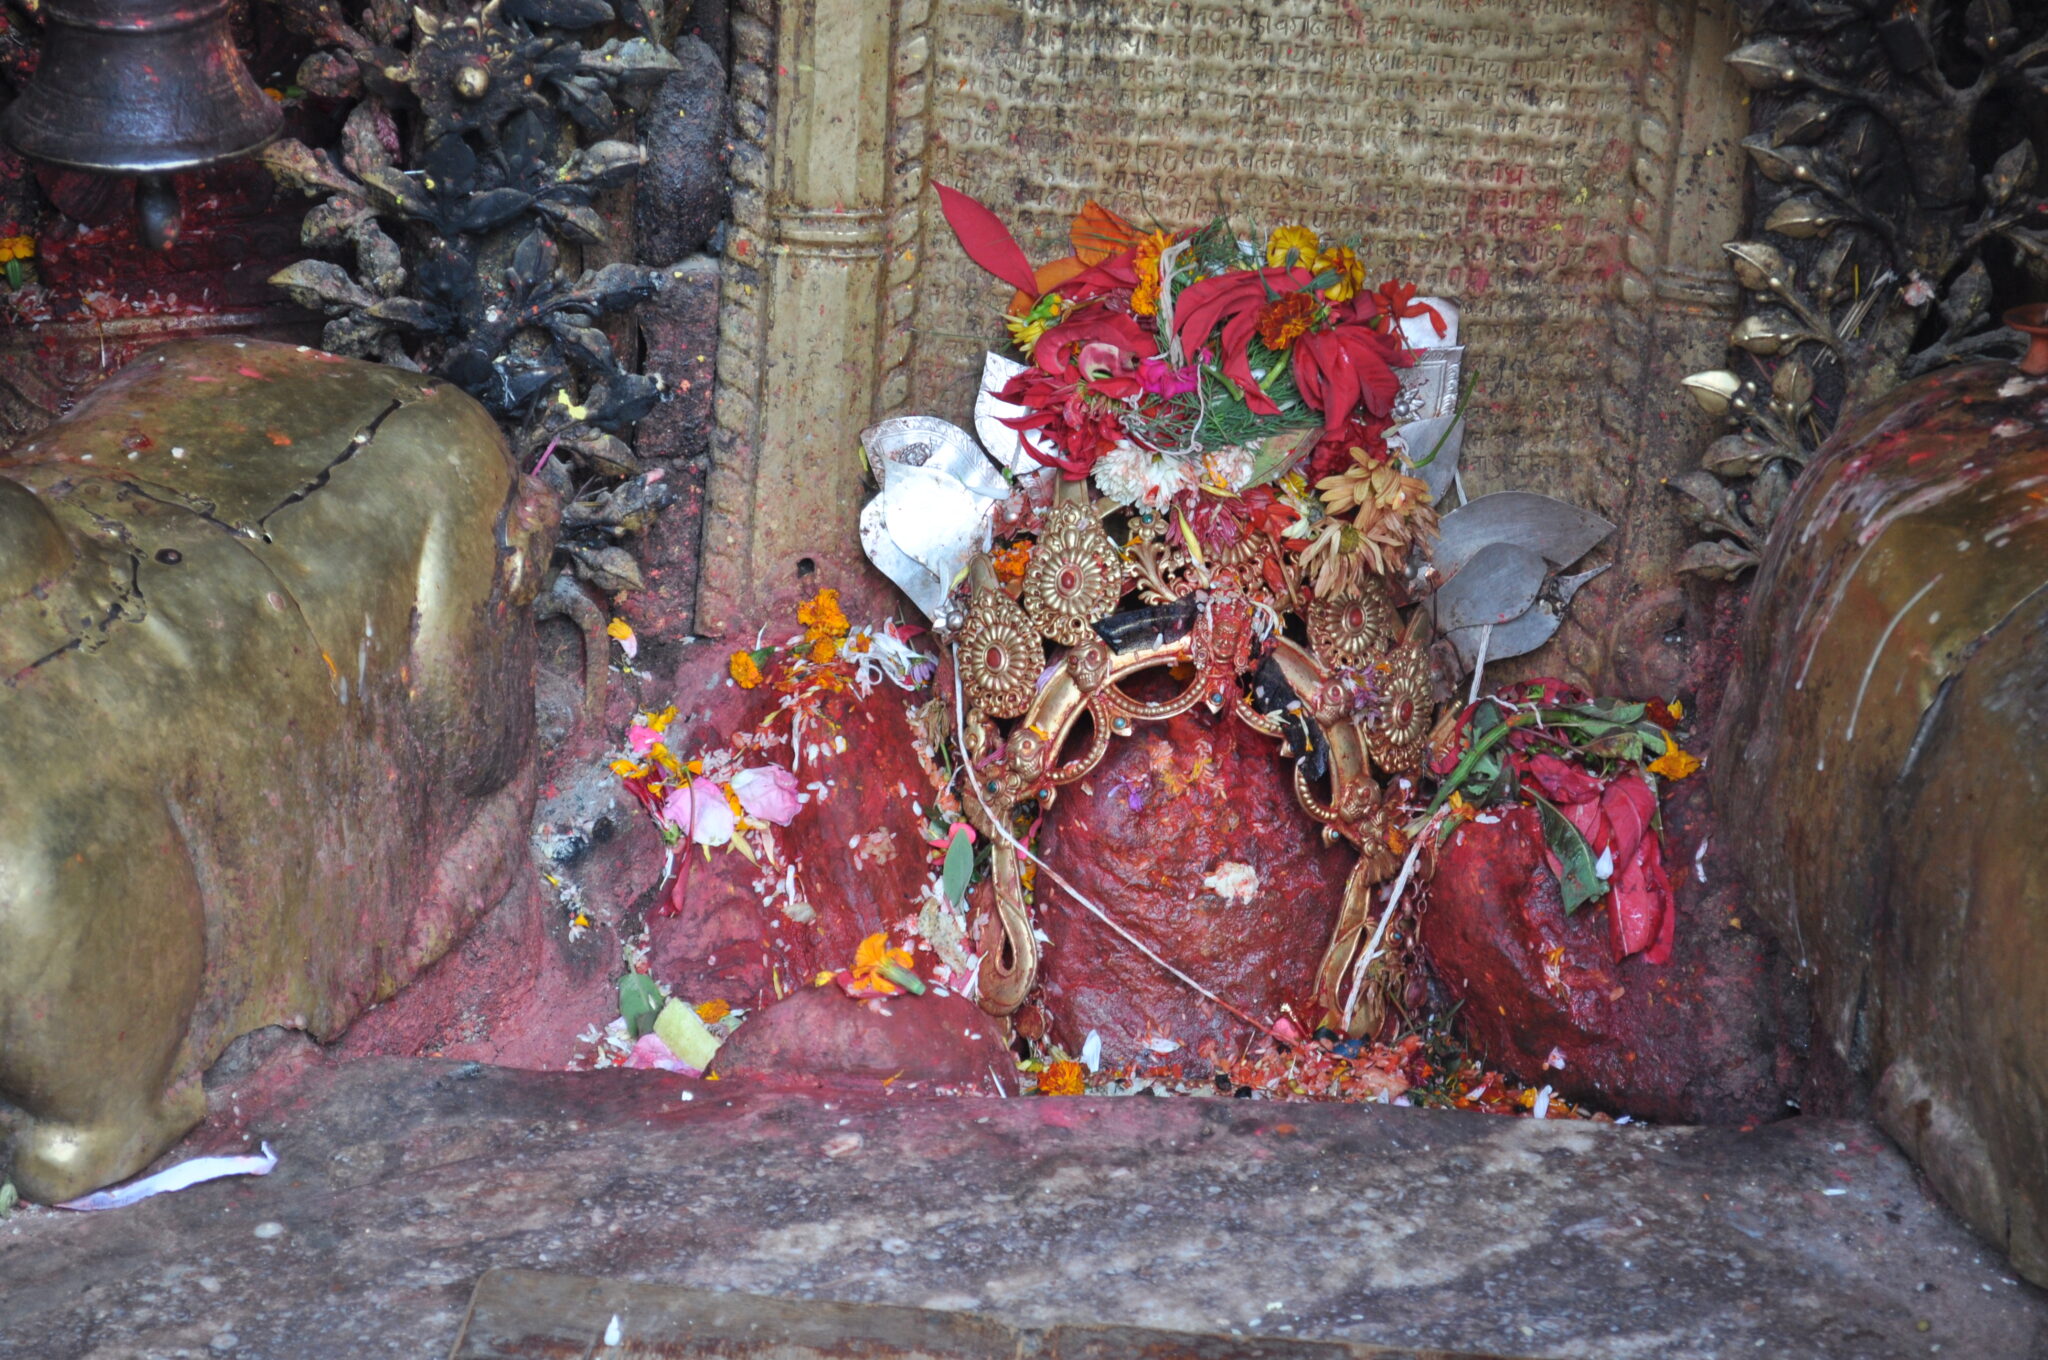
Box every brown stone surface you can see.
[709,987,1013,1092]
[1717,358,2048,1285]
[635,256,720,467]
[1419,783,1799,1126]
[3,1056,2044,1359]
[619,256,719,648]
[1032,707,1355,1064]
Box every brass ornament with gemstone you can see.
[1307,579,1397,667]
[1020,498,1125,645]
[1362,642,1433,774]
[957,564,1043,719]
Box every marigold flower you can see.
[844,931,921,997]
[1037,1059,1087,1096]
[809,634,840,664]
[989,540,1033,585]
[1647,739,1702,781]
[695,998,732,1023]
[606,617,638,659]
[1266,224,1320,268]
[798,587,850,640]
[1255,292,1321,350]
[729,650,764,688]
[1130,230,1177,316]
[1314,244,1366,302]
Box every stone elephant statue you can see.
[0,339,556,1203]
[1717,350,2048,1286]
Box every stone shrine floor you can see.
[3,1055,2044,1359]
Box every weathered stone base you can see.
[2,1056,2041,1359]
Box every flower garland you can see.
[937,187,1447,589]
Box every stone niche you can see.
[704,0,1749,694]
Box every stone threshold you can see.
[2,1057,2042,1359]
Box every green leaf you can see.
[1426,710,1528,818]
[618,972,663,1039]
[1529,791,1607,914]
[942,828,974,907]
[1580,731,1651,764]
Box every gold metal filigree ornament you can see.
[1307,578,1397,667]
[1020,497,1125,645]
[957,563,1044,719]
[1361,642,1433,775]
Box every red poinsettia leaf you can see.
[1337,327,1406,418]
[1600,773,1658,861]
[1070,250,1140,289]
[1031,307,1155,374]
[1610,831,1674,962]
[1174,268,1311,357]
[1218,309,1281,414]
[1292,333,1328,412]
[935,182,1041,296]
[1296,329,1360,435]
[1521,752,1605,806]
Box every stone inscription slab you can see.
[912,0,1652,493]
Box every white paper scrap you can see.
[55,1142,277,1211]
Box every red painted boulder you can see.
[1419,781,1797,1124]
[1031,706,1355,1065]
[648,657,946,1012]
[710,986,1012,1092]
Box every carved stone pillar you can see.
[698,0,911,634]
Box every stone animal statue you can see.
[1717,347,2048,1286]
[0,339,555,1203]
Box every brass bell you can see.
[3,0,282,246]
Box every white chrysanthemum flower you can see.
[1092,442,1201,508]
[1202,444,1255,492]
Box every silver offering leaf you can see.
[859,416,1012,621]
[1430,491,1616,581]
[1442,564,1610,670]
[973,352,1039,477]
[1433,540,1548,635]
[1398,412,1464,504]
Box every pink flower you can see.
[628,723,663,754]
[661,778,735,847]
[1138,355,1200,397]
[623,1031,701,1074]
[730,765,802,826]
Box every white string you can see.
[949,644,1275,1038]
[1466,621,1493,706]
[1340,804,1450,1033]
